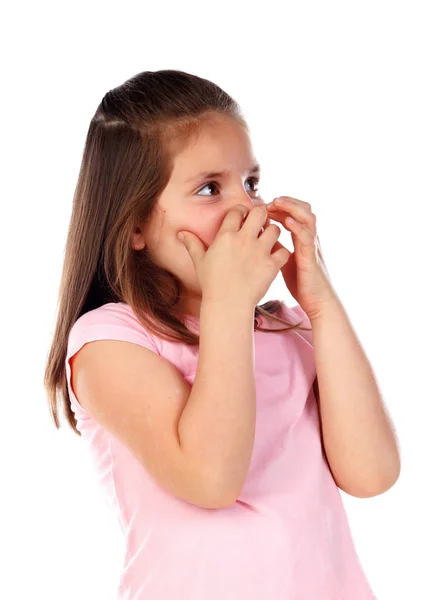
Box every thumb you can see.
[178,230,206,266]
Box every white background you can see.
[1,1,432,598]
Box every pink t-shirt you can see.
[65,300,377,599]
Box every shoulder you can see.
[67,302,160,361]
[277,301,313,346]
[282,302,310,323]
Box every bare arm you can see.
[178,299,257,505]
[311,296,401,497]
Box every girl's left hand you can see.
[265,196,337,319]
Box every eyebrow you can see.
[186,163,261,183]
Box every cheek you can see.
[177,211,222,246]
[201,217,222,244]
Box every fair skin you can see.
[131,114,271,318]
[130,113,401,497]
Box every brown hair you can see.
[43,69,312,436]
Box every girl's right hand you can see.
[178,204,290,308]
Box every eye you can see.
[197,176,260,197]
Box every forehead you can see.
[170,118,257,180]
[184,163,261,184]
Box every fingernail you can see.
[275,198,284,204]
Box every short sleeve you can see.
[65,302,159,421]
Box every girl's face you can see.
[131,114,269,318]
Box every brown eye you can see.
[197,176,260,197]
[197,182,220,196]
[246,176,260,192]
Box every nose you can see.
[236,199,271,230]
[236,195,268,213]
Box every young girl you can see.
[44,69,399,599]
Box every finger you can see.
[284,216,316,256]
[259,223,284,254]
[268,198,311,216]
[274,196,312,210]
[216,204,249,236]
[269,238,292,257]
[267,203,316,234]
[240,204,269,236]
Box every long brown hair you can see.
[44,69,311,436]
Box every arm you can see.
[178,299,257,505]
[310,296,401,498]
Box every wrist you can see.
[201,296,256,318]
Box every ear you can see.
[131,226,146,251]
